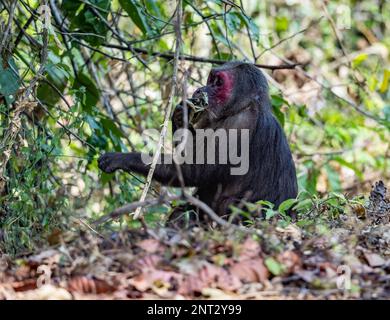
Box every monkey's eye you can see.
[215,76,223,87]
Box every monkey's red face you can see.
[192,70,234,113]
[206,70,234,107]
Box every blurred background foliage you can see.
[0,0,389,253]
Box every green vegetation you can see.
[0,0,389,254]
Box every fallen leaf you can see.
[230,258,269,283]
[201,287,237,299]
[68,276,116,294]
[11,278,37,292]
[364,252,386,267]
[14,284,72,300]
[276,224,302,242]
[134,254,162,270]
[238,238,261,260]
[137,239,163,254]
[277,251,302,273]
[14,265,32,279]
[129,270,182,292]
[178,262,241,296]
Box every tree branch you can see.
[103,43,302,70]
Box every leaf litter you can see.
[0,181,389,300]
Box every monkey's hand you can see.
[98,152,123,173]
[172,103,193,130]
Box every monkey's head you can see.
[192,61,270,119]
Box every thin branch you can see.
[93,191,262,236]
[257,17,323,60]
[0,0,16,55]
[93,195,179,225]
[103,43,302,70]
[183,194,262,236]
[133,0,183,220]
[267,49,385,123]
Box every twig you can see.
[48,0,78,77]
[183,194,262,236]
[93,195,180,225]
[103,43,302,70]
[257,17,323,59]
[34,96,97,150]
[13,10,41,49]
[87,4,149,70]
[132,0,183,220]
[239,0,257,62]
[267,49,385,123]
[0,0,16,55]
[0,0,49,194]
[94,191,262,236]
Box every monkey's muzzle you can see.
[186,91,208,112]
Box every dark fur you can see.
[98,62,298,217]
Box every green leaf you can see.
[119,0,152,35]
[101,172,114,184]
[293,199,312,212]
[296,219,313,227]
[352,53,368,68]
[275,16,289,33]
[379,69,390,93]
[332,156,363,180]
[37,61,69,107]
[225,12,242,32]
[265,257,285,276]
[100,117,127,151]
[265,209,277,220]
[234,12,260,42]
[383,105,390,121]
[324,164,341,191]
[278,198,296,214]
[0,57,20,104]
[271,94,288,127]
[255,200,274,209]
[62,0,111,46]
[73,73,100,112]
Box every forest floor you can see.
[0,182,389,300]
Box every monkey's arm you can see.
[98,152,221,187]
[171,102,201,135]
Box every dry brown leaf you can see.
[178,274,205,296]
[216,268,242,292]
[276,224,302,242]
[199,263,241,291]
[129,270,182,292]
[68,276,116,294]
[230,258,269,283]
[12,284,72,300]
[134,254,162,270]
[277,251,302,273]
[201,287,237,299]
[364,252,386,267]
[238,238,261,260]
[14,265,32,279]
[11,278,37,292]
[137,239,163,254]
[178,262,241,296]
[47,228,63,245]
